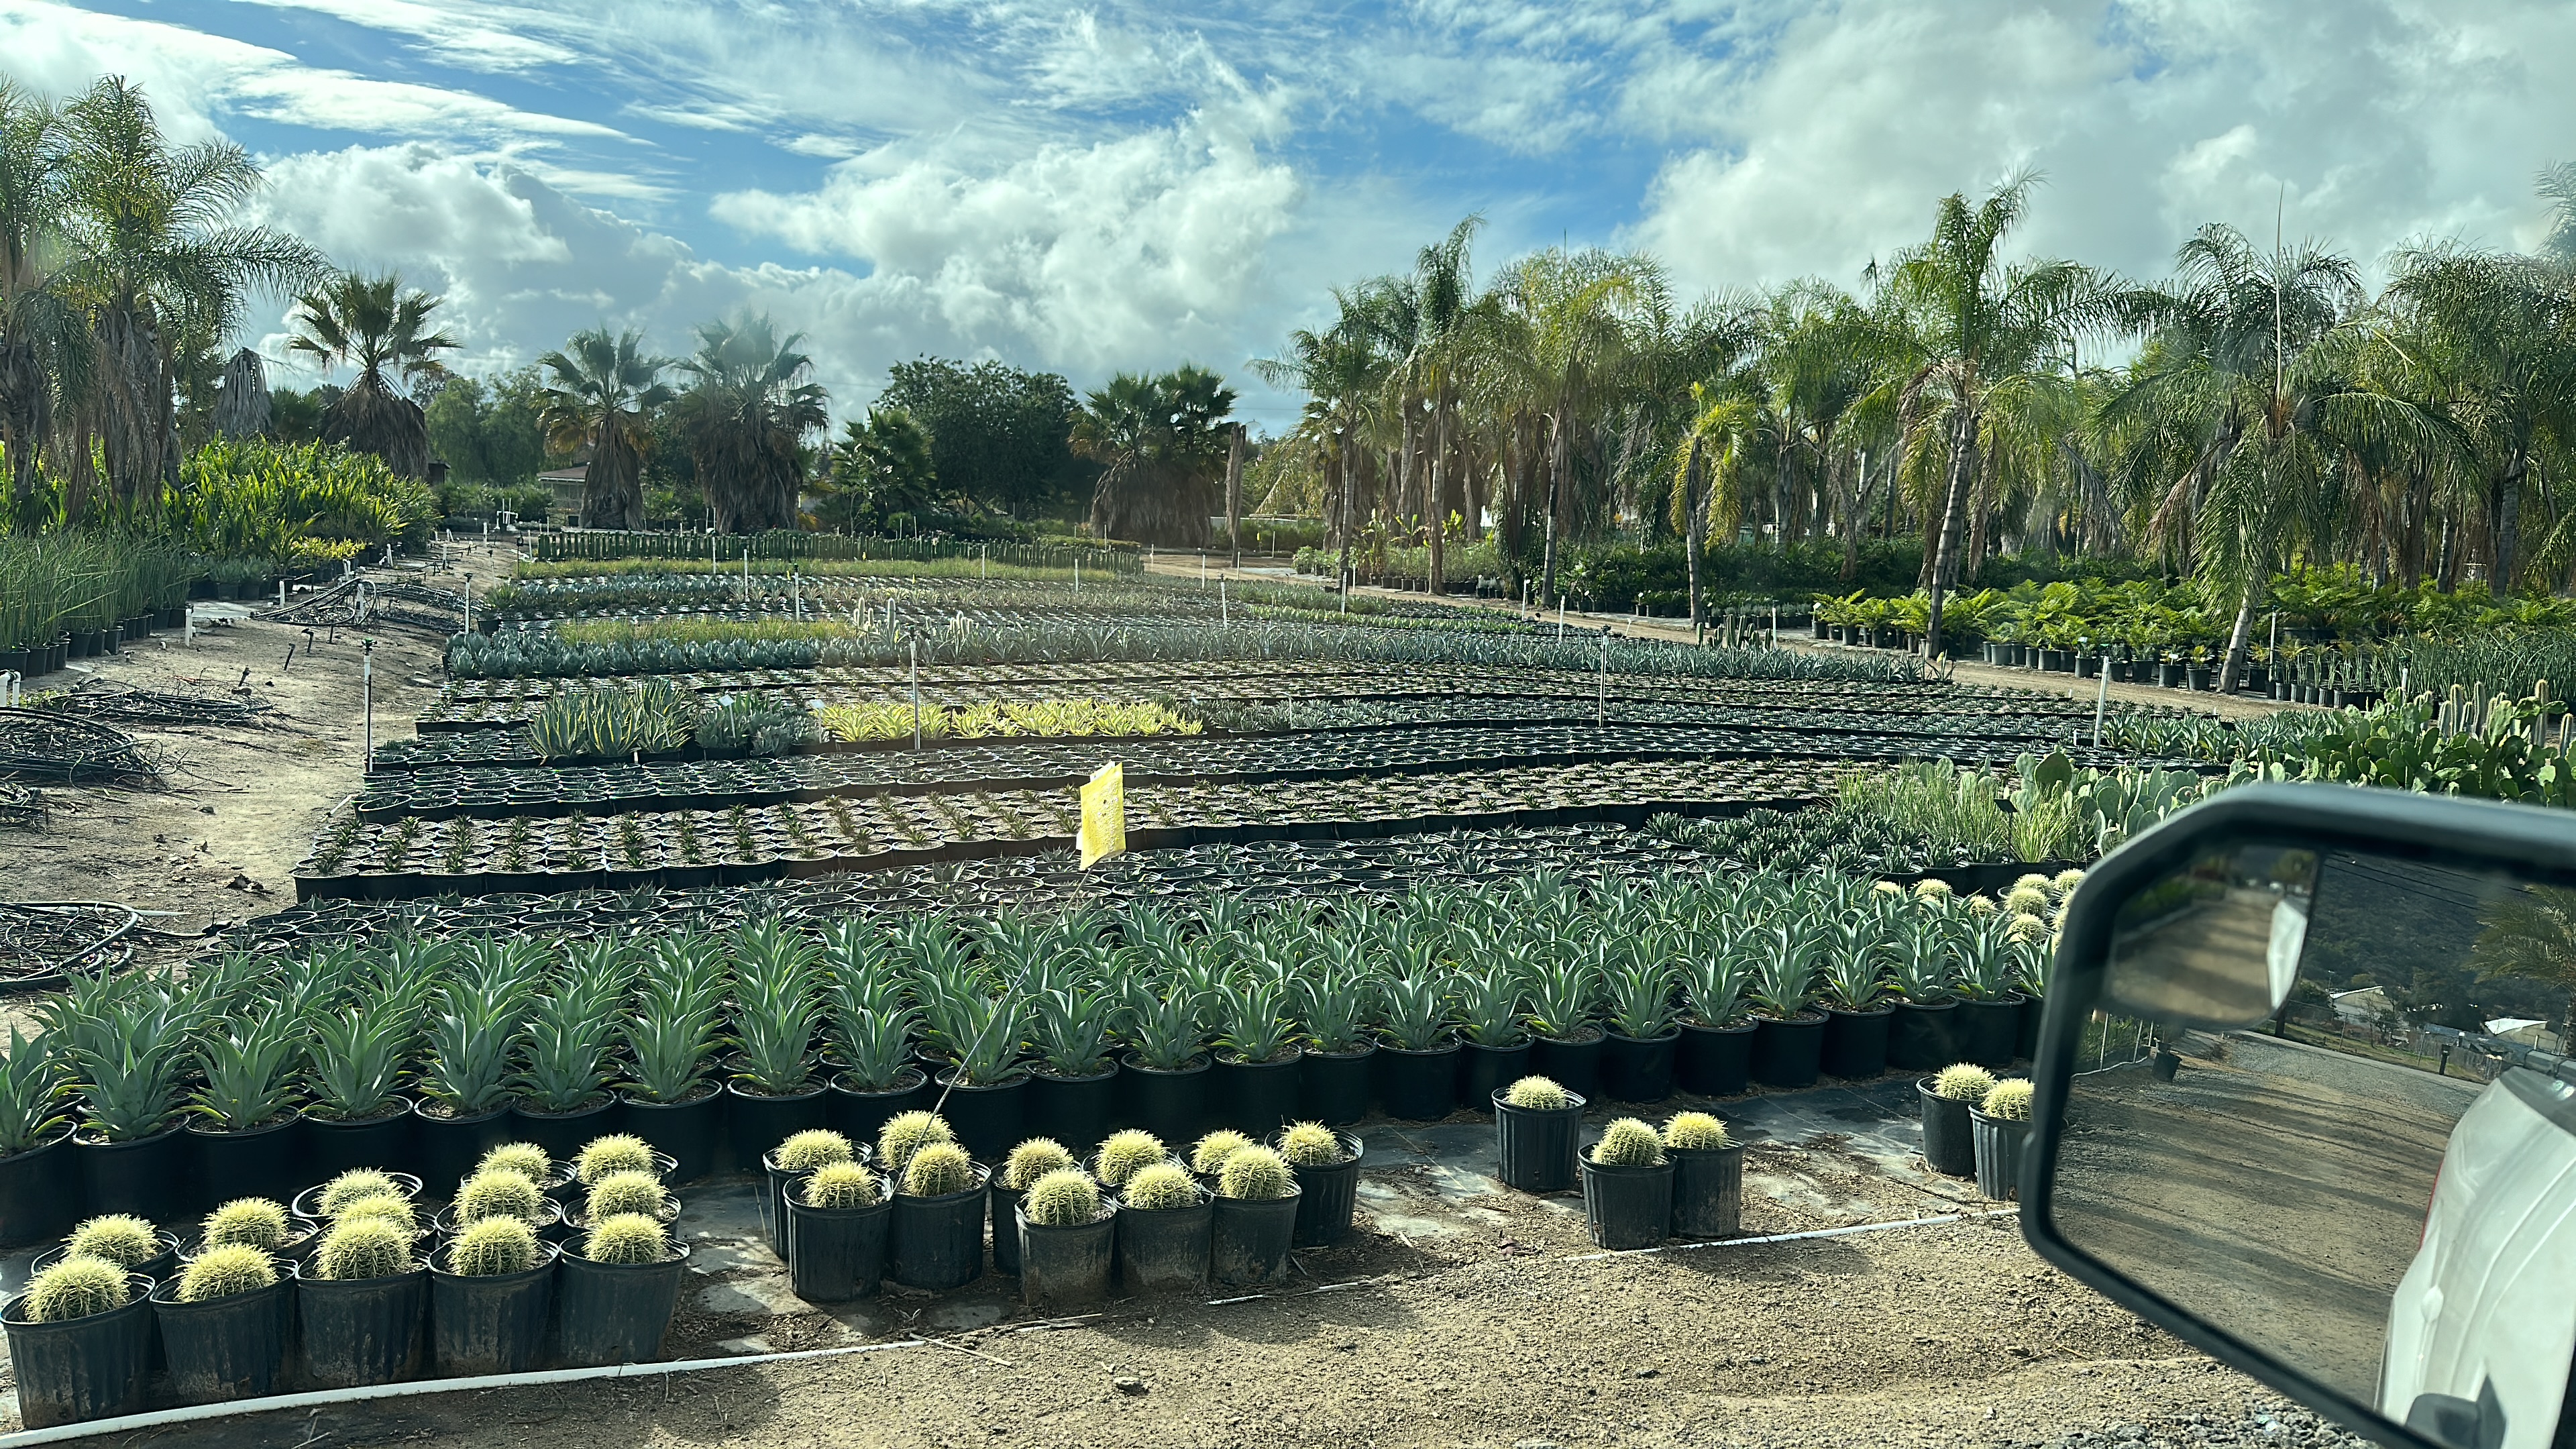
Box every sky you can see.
[6,0,2575,435]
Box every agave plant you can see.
[1289,954,1375,1055]
[731,918,822,1095]
[940,987,1026,1087]
[1749,917,1823,1022]
[1375,969,1452,1053]
[1888,914,1955,1004]
[1122,978,1205,1072]
[304,983,417,1122]
[1524,952,1600,1044]
[1213,974,1294,1065]
[516,985,616,1115]
[1604,955,1678,1041]
[0,1027,69,1157]
[1452,961,1527,1048]
[418,969,531,1119]
[1952,912,2018,1002]
[2010,925,2055,1001]
[1028,985,1116,1078]
[1679,939,1752,1029]
[622,959,724,1105]
[820,970,918,1091]
[191,1010,302,1131]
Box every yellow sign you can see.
[1078,762,1125,868]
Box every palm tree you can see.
[1072,366,1236,545]
[2471,884,2576,1049]
[821,407,937,532]
[0,79,78,531]
[537,327,671,531]
[1251,294,1389,591]
[284,271,456,479]
[1494,248,1640,602]
[667,315,828,533]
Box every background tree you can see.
[284,270,455,479]
[819,407,937,532]
[1073,365,1236,546]
[668,315,826,533]
[535,329,669,531]
[877,358,1085,519]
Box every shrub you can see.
[1189,1130,1253,1177]
[478,1142,552,1183]
[1215,1146,1293,1201]
[66,1214,160,1269]
[1503,1075,1570,1110]
[1277,1122,1344,1167]
[583,1212,669,1265]
[317,1169,403,1216]
[576,1134,657,1183]
[1661,1112,1731,1151]
[1094,1129,1165,1188]
[1591,1118,1666,1167]
[802,1162,880,1210]
[203,1197,294,1252]
[23,1256,128,1322]
[1120,1161,1197,1211]
[1982,1079,2035,1122]
[900,1142,975,1197]
[175,1244,276,1303]
[1933,1064,1998,1102]
[316,1219,413,1281]
[455,1169,545,1224]
[774,1128,856,1175]
[1001,1137,1075,1191]
[1022,1168,1102,1227]
[333,1194,418,1234]
[877,1111,955,1175]
[449,1216,541,1277]
[584,1170,667,1221]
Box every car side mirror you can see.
[2022,782,2576,1449]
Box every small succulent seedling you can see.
[1215,1145,1293,1200]
[1503,1075,1571,1111]
[1590,1118,1666,1167]
[802,1161,880,1210]
[317,1169,403,1216]
[1981,1079,2035,1122]
[576,1134,659,1183]
[478,1142,552,1183]
[584,1170,668,1221]
[66,1214,160,1269]
[1912,879,1953,900]
[1661,1112,1731,1152]
[877,1112,955,1175]
[1093,1130,1165,1188]
[1276,1122,1343,1167]
[1933,1063,1998,1102]
[316,1219,413,1281]
[1119,1161,1197,1211]
[175,1244,276,1303]
[900,1142,975,1197]
[449,1216,540,1277]
[1021,1167,1101,1227]
[23,1255,128,1322]
[333,1193,418,1233]
[2052,869,2087,896]
[203,1197,295,1252]
[583,1212,669,1265]
[774,1129,856,1175]
[1189,1130,1253,1176]
[1001,1137,1075,1191]
[455,1170,545,1224]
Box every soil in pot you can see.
[930,1071,1028,1163]
[888,1165,988,1292]
[725,1080,829,1177]
[1287,1134,1364,1247]
[1212,1049,1301,1138]
[1457,1041,1532,1111]
[1297,1046,1373,1126]
[1017,1203,1116,1311]
[4,1273,154,1428]
[1581,1157,1675,1250]
[1211,1186,1301,1288]
[293,1260,429,1387]
[187,1114,305,1211]
[1670,1144,1743,1238]
[1114,1189,1212,1294]
[621,1085,722,1183]
[1600,1030,1679,1104]
[1024,1066,1118,1157]
[1971,1109,2032,1200]
[556,1242,691,1367]
[787,1193,891,1303]
[1119,1056,1210,1144]
[0,1130,79,1248]
[428,1240,558,1377]
[1917,1079,1977,1177]
[827,1069,928,1148]
[1749,1012,1825,1089]
[1375,1040,1461,1121]
[1886,1000,1960,1072]
[1493,1089,1586,1193]
[1529,1029,1604,1101]
[152,1277,288,1403]
[1675,1021,1754,1097]
[72,1123,189,1223]
[1953,998,2023,1069]
[1820,1007,1894,1080]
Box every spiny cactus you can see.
[584,1169,668,1222]
[583,1212,669,1266]
[2052,869,2087,896]
[1022,1168,1101,1227]
[774,1128,856,1175]
[1093,1129,1165,1188]
[2007,914,2052,945]
[1216,1146,1293,1201]
[802,1161,881,1211]
[1982,1079,2035,1122]
[455,1170,545,1224]
[1964,894,1999,916]
[877,1111,956,1175]
[1503,1075,1571,1111]
[1189,1130,1253,1176]
[2012,872,2053,893]
[2004,885,2051,917]
[1933,1063,1998,1102]
[1276,1122,1344,1167]
[22,1255,129,1322]
[176,1244,277,1302]
[900,1142,975,1198]
[317,1169,404,1216]
[315,1219,413,1281]
[449,1216,540,1277]
[576,1134,659,1183]
[1912,879,1953,901]
[1661,1112,1732,1152]
[66,1214,160,1269]
[203,1197,294,1252]
[1872,879,1904,897]
[333,1193,418,1234]
[478,1142,552,1183]
[1591,1118,1666,1167]
[1001,1137,1075,1191]
[1119,1161,1197,1212]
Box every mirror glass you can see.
[2051,841,2576,1449]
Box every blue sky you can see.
[7,0,2574,434]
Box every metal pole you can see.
[1597,627,1607,726]
[911,641,921,751]
[362,640,375,773]
[2092,657,2111,748]
[1220,578,1228,628]
[463,574,473,633]
[1557,596,1566,643]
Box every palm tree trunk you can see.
[2217,568,2261,695]
[1684,435,1706,639]
[1337,429,1356,596]
[2496,447,2528,593]
[1426,400,1446,597]
[1542,401,1568,605]
[1224,424,1243,566]
[1923,405,1979,661]
[1841,449,1864,582]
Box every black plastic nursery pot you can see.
[828,1069,929,1149]
[1917,1079,1977,1177]
[415,1102,515,1195]
[152,1277,287,1404]
[1675,1022,1754,1097]
[0,1130,78,1248]
[1819,1007,1894,1081]
[2017,998,2044,1062]
[32,1229,180,1287]
[757,1150,803,1260]
[932,1071,1028,1163]
[1211,1186,1302,1288]
[1581,1158,1675,1251]
[1017,1205,1116,1311]
[188,1114,305,1210]
[1289,1133,1365,1247]
[3,1275,154,1428]
[429,1241,559,1377]
[1887,1001,1960,1073]
[1114,1189,1212,1294]
[1457,1040,1531,1111]
[1749,1012,1825,1089]
[1120,1056,1210,1144]
[727,1081,829,1181]
[1600,1030,1679,1104]
[293,1261,429,1387]
[1493,1089,1586,1193]
[556,1243,691,1368]
[1298,1046,1374,1126]
[889,1165,989,1292]
[1954,998,2025,1068]
[623,1085,722,1183]
[787,1193,890,1303]
[1529,1029,1604,1102]
[1971,1110,2031,1200]
[1214,1050,1301,1138]
[1024,1066,1118,1157]
[509,1096,621,1163]
[290,1173,423,1227]
[73,1122,188,1222]
[1670,1143,1744,1239]
[989,1179,1025,1275]
[1375,1040,1461,1121]
[305,1101,419,1181]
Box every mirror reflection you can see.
[2053,844,2576,1449]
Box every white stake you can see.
[1220,578,1228,627]
[910,641,922,751]
[362,640,375,773]
[2092,657,2110,748]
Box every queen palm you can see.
[286,271,457,479]
[1250,290,1391,591]
[0,80,78,530]
[537,327,671,531]
[667,315,828,534]
[1494,247,1639,602]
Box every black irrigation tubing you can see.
[45,687,273,727]
[0,708,160,784]
[0,901,144,989]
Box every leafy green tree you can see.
[878,358,1084,519]
[819,407,936,532]
[667,315,826,533]
[1072,365,1236,545]
[284,270,457,479]
[535,329,671,531]
[425,370,549,492]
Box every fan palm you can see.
[537,327,672,531]
[285,270,458,479]
[668,313,828,533]
[1072,365,1235,545]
